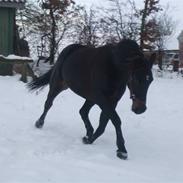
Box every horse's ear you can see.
[149,53,156,69]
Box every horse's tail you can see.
[28,44,84,91]
[27,68,53,91]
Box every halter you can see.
[128,66,147,101]
[130,93,136,100]
[128,65,150,102]
[126,66,135,100]
[128,75,136,100]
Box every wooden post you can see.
[20,63,27,83]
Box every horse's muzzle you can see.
[132,99,147,114]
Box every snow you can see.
[0,74,183,182]
[0,54,32,61]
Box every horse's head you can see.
[127,53,156,114]
[113,39,155,114]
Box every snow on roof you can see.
[0,0,26,8]
[0,0,25,3]
[0,54,33,62]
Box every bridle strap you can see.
[128,65,147,100]
[128,74,136,100]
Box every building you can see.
[177,30,183,67]
[0,0,33,81]
[0,0,26,56]
[145,50,179,65]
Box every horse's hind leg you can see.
[83,102,117,144]
[82,111,109,144]
[79,100,94,139]
[35,81,66,128]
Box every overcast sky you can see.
[75,0,183,49]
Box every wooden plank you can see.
[0,55,34,81]
[0,2,25,9]
[0,55,33,64]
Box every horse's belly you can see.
[62,60,93,100]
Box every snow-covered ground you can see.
[0,74,183,183]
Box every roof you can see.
[0,0,26,9]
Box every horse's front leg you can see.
[89,96,127,159]
[84,112,127,160]
[110,111,128,160]
[87,100,118,144]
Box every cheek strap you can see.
[130,93,136,100]
[128,76,136,100]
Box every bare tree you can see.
[17,0,75,65]
[39,0,75,64]
[100,0,139,44]
[74,7,101,47]
[138,0,162,50]
[16,1,45,56]
[153,6,176,69]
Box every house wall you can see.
[178,31,183,66]
[0,7,15,56]
[179,41,183,66]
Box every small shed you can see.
[0,0,26,56]
[0,0,34,82]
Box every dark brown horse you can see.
[28,39,156,159]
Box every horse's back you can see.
[57,44,86,65]
[61,45,114,100]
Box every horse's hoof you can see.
[35,120,44,129]
[82,136,92,144]
[116,150,128,160]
